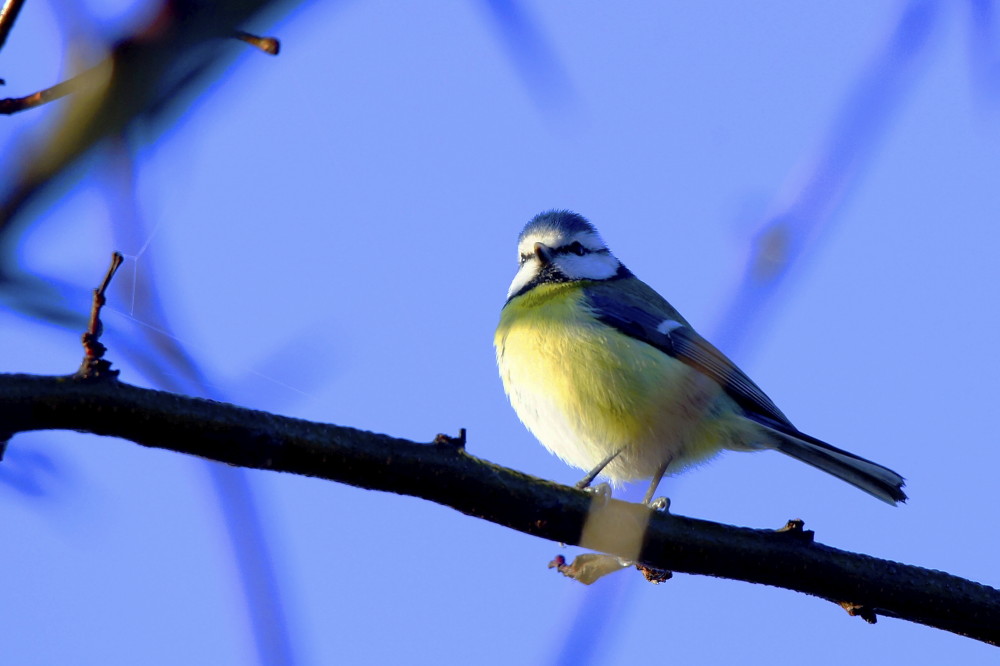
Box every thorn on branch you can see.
[233,31,281,56]
[433,427,466,450]
[76,252,124,381]
[775,518,815,543]
[839,601,878,624]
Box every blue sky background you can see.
[2,1,999,664]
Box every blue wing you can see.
[583,279,792,426]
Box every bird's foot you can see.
[582,482,613,500]
[575,449,622,491]
[647,496,671,513]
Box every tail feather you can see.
[749,417,907,505]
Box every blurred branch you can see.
[968,0,1000,102]
[0,0,291,234]
[0,19,301,656]
[99,143,299,666]
[0,28,279,116]
[0,146,299,663]
[559,5,944,663]
[714,0,940,356]
[480,0,577,113]
[0,373,997,646]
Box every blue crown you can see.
[519,210,597,242]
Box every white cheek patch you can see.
[507,258,542,299]
[573,231,607,252]
[657,319,684,334]
[556,253,619,281]
[509,228,618,297]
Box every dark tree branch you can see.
[0,372,997,645]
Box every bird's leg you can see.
[575,449,622,490]
[642,457,673,506]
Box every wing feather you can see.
[584,280,791,426]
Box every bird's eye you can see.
[568,241,586,256]
[519,252,530,265]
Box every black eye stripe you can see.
[557,245,609,256]
[558,241,589,256]
[518,244,608,264]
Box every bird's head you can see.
[506,210,625,300]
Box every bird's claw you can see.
[647,496,671,512]
[585,481,612,497]
[582,482,613,506]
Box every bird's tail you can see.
[748,417,907,505]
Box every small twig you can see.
[0,0,28,52]
[840,601,879,624]
[233,30,281,56]
[76,252,124,381]
[433,427,467,450]
[775,518,815,543]
[0,70,86,115]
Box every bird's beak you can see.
[534,242,553,266]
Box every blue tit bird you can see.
[494,210,906,505]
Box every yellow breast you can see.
[495,282,730,482]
